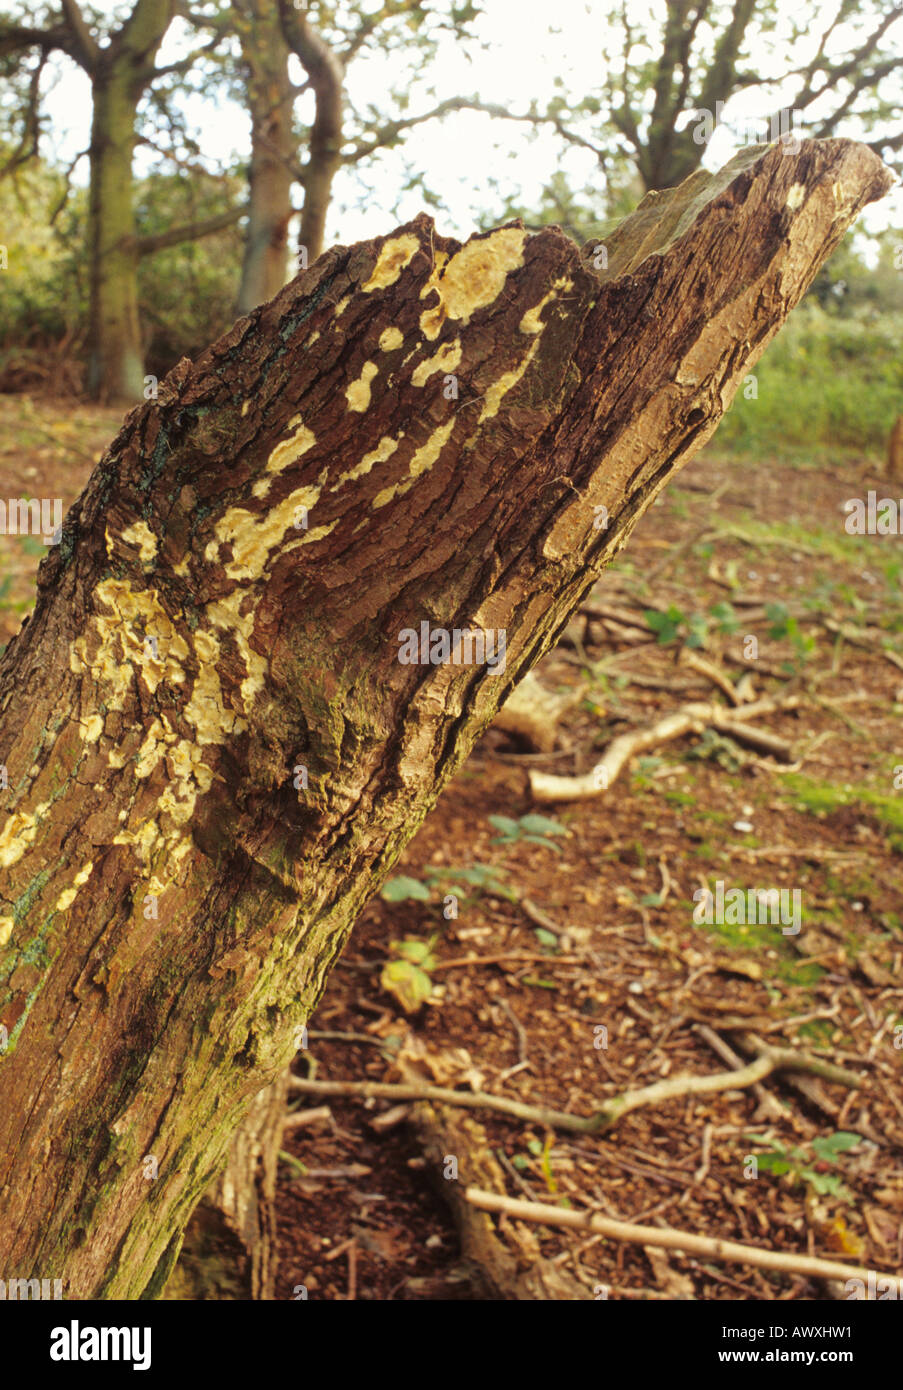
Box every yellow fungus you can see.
[418,229,526,341]
[362,234,421,293]
[411,340,462,387]
[346,361,379,413]
[379,326,404,352]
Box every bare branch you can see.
[132,203,246,255]
[0,53,46,177]
[340,0,420,65]
[59,0,100,70]
[345,98,608,167]
[277,0,344,260]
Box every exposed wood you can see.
[165,1071,288,1300]
[411,1103,591,1299]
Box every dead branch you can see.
[678,648,742,703]
[288,1041,861,1136]
[530,696,804,802]
[464,1189,893,1288]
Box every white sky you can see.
[38,0,902,245]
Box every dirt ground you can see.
[2,395,901,1301]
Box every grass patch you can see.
[783,773,903,852]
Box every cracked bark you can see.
[0,139,891,1299]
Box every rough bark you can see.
[164,1071,287,1299]
[0,139,891,1299]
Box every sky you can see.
[35,0,903,247]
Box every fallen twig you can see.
[678,649,742,704]
[530,696,803,802]
[464,1188,891,1288]
[288,1040,861,1136]
[694,1024,784,1122]
[282,1105,332,1130]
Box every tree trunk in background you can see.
[83,1,178,405]
[236,0,296,316]
[0,140,890,1298]
[86,65,146,404]
[886,416,903,481]
[277,0,344,265]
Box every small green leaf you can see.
[393,937,437,969]
[517,814,568,837]
[380,875,430,902]
[644,608,682,644]
[380,959,434,1013]
[812,1132,862,1162]
[710,601,738,633]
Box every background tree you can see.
[233,0,296,313]
[473,0,903,199]
[0,0,248,403]
[0,1,497,387]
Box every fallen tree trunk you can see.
[0,139,891,1298]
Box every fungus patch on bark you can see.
[362,233,421,293]
[418,228,526,341]
[345,361,379,412]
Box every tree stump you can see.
[0,139,891,1298]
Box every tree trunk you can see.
[164,1073,287,1299]
[0,139,890,1299]
[236,0,296,315]
[84,2,178,404]
[86,63,145,404]
[278,0,344,265]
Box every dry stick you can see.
[288,1043,861,1136]
[694,1024,784,1122]
[282,1105,332,1130]
[579,602,655,631]
[821,618,903,671]
[464,1188,890,1287]
[678,649,742,705]
[717,719,795,761]
[430,951,583,972]
[517,895,568,937]
[530,696,803,803]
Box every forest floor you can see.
[2,395,901,1301]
